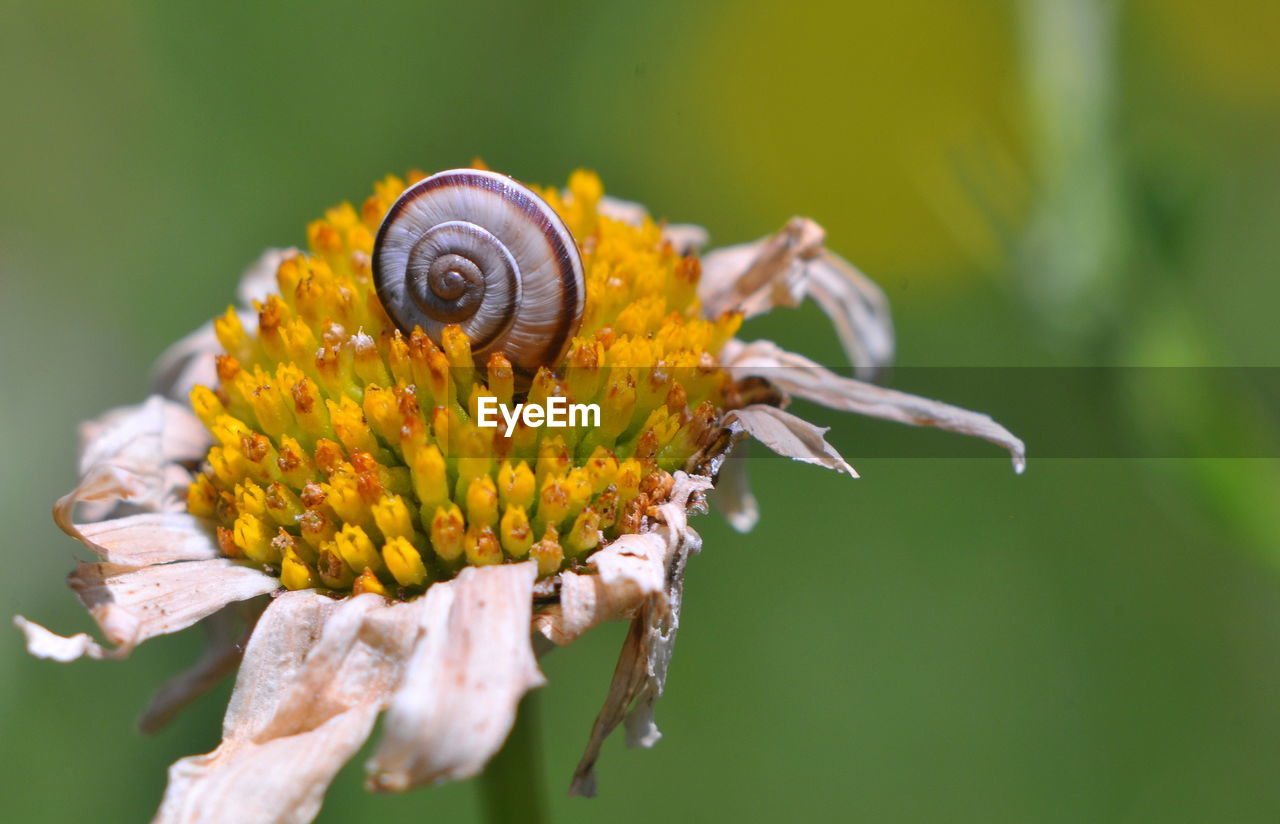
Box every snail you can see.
[372,169,585,379]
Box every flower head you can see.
[15,166,1024,821]
[186,169,741,596]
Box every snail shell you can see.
[372,169,585,378]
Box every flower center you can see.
[185,168,742,597]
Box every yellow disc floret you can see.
[187,167,742,596]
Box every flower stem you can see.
[479,691,550,824]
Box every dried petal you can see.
[534,532,667,645]
[156,590,423,824]
[367,562,544,790]
[72,514,221,565]
[150,322,221,402]
[620,501,705,753]
[79,396,209,476]
[63,396,210,525]
[151,249,296,401]
[161,708,378,824]
[570,616,648,799]
[237,247,297,307]
[13,616,108,661]
[700,218,894,378]
[724,404,857,477]
[568,482,707,797]
[709,447,759,533]
[725,339,1027,473]
[595,195,710,254]
[595,195,649,225]
[803,249,895,378]
[68,559,277,656]
[662,224,712,256]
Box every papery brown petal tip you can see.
[725,405,858,478]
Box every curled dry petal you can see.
[13,615,108,661]
[700,217,895,378]
[534,532,668,646]
[17,560,275,664]
[237,247,297,307]
[570,617,650,799]
[568,475,710,797]
[155,590,423,824]
[595,195,650,227]
[67,559,277,657]
[725,339,1027,473]
[700,229,807,315]
[662,224,712,257]
[61,396,210,525]
[151,248,296,400]
[367,562,544,791]
[802,249,896,379]
[595,195,711,255]
[724,404,858,477]
[619,499,704,750]
[150,323,221,402]
[536,474,712,647]
[73,514,221,565]
[77,395,210,476]
[55,463,152,530]
[163,709,380,824]
[19,394,269,664]
[709,446,760,533]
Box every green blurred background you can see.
[3,0,1280,821]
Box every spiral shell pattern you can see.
[372,169,585,377]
